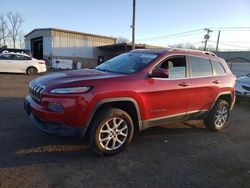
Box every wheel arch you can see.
[212,92,234,111]
[84,97,142,137]
[26,66,38,74]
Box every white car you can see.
[0,53,47,75]
[235,73,250,102]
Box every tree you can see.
[6,11,23,49]
[116,37,130,44]
[169,43,197,50]
[0,15,9,47]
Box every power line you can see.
[211,27,250,31]
[136,29,203,41]
[219,41,250,44]
[203,28,213,51]
[137,27,250,41]
[210,41,250,49]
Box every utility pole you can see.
[203,28,213,51]
[131,0,136,50]
[215,30,221,53]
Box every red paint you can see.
[25,49,235,129]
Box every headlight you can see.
[50,86,92,94]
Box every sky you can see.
[0,0,250,50]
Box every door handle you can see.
[179,82,189,87]
[213,80,220,84]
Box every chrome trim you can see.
[147,53,227,81]
[29,80,45,102]
[144,109,208,123]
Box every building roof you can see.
[217,51,250,62]
[98,43,164,50]
[25,28,117,40]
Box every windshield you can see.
[95,52,158,74]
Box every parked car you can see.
[24,48,236,156]
[0,53,46,75]
[235,73,250,102]
[0,48,31,56]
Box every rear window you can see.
[211,60,226,75]
[189,56,213,77]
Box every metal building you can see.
[25,28,116,69]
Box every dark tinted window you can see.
[0,54,12,60]
[23,56,31,60]
[211,60,226,75]
[158,56,186,79]
[189,56,213,77]
[12,54,23,60]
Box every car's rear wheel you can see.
[89,108,134,156]
[204,99,230,131]
[26,67,38,75]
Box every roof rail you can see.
[169,48,217,57]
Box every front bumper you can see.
[24,96,87,137]
[236,83,250,100]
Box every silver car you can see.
[236,73,250,102]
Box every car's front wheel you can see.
[26,67,38,75]
[204,99,230,131]
[89,108,134,156]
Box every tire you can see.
[89,108,134,156]
[204,99,230,131]
[26,67,38,75]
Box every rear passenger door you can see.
[11,54,28,73]
[187,56,219,113]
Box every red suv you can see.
[24,48,235,156]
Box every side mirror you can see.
[148,68,169,78]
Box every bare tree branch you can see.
[0,14,10,46]
[6,11,24,49]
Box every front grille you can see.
[29,80,45,102]
[242,85,250,91]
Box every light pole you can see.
[131,0,136,50]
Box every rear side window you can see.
[23,56,32,60]
[189,56,213,77]
[211,60,226,75]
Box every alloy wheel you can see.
[214,105,228,127]
[98,117,128,151]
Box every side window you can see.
[189,56,213,77]
[23,56,32,60]
[211,60,226,75]
[158,56,187,79]
[0,54,12,60]
[12,55,22,60]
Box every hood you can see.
[237,75,250,85]
[35,69,123,87]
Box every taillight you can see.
[38,61,45,64]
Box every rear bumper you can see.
[37,65,47,73]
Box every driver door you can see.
[142,55,191,126]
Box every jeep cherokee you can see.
[24,48,236,156]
